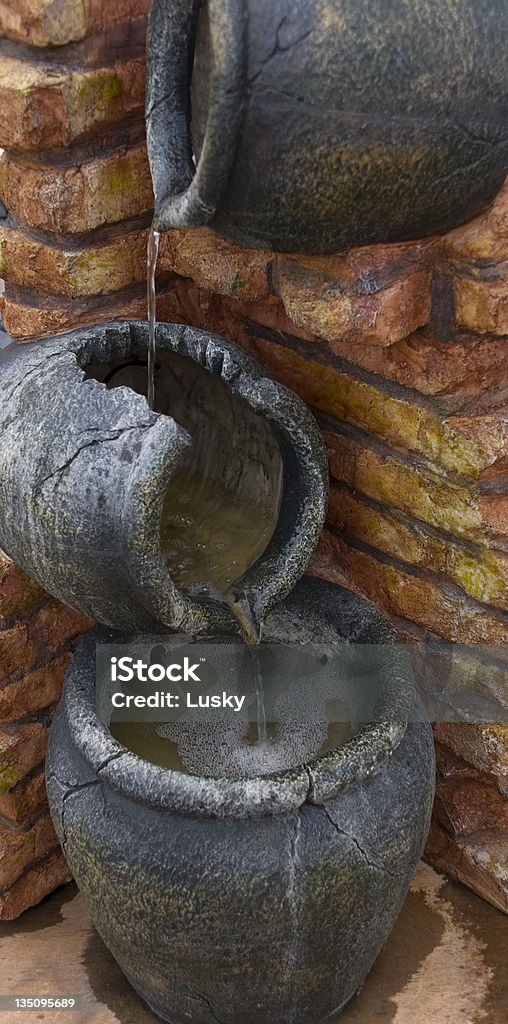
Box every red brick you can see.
[0,624,37,684]
[433,777,508,836]
[0,223,149,298]
[0,550,44,619]
[0,725,49,795]
[0,849,71,920]
[0,142,152,234]
[0,767,46,825]
[310,528,508,644]
[0,56,145,150]
[0,656,70,721]
[425,821,508,915]
[33,603,92,653]
[0,812,58,888]
[0,0,150,47]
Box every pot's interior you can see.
[85,348,283,603]
[105,638,361,778]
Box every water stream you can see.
[146,226,160,410]
[144,223,269,752]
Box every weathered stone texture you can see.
[154,180,508,913]
[0,224,149,296]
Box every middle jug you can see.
[0,321,328,637]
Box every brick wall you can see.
[0,552,91,918]
[0,1,507,915]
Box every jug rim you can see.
[60,580,416,819]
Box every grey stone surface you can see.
[0,320,328,636]
[46,577,435,1024]
[148,0,508,253]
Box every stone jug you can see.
[46,577,435,1024]
[147,0,508,253]
[0,321,327,636]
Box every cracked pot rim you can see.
[61,584,417,819]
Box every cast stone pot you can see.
[46,577,435,1024]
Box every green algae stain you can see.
[0,765,21,794]
[230,273,245,294]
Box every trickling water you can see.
[147,226,160,409]
[250,645,268,745]
[160,482,269,740]
[143,232,276,749]
[224,590,267,742]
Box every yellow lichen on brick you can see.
[251,338,492,477]
[454,272,508,335]
[0,223,149,296]
[328,486,508,609]
[0,143,153,233]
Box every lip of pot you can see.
[64,628,416,819]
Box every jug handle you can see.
[147,0,248,232]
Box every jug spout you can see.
[147,0,248,234]
[226,588,264,646]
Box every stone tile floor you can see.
[0,863,506,1024]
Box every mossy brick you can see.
[247,335,503,477]
[0,767,46,825]
[324,430,508,547]
[0,725,48,796]
[328,485,508,610]
[159,228,272,303]
[453,270,508,336]
[0,224,150,297]
[311,528,508,644]
[273,249,432,346]
[0,142,152,233]
[0,56,145,150]
[0,0,150,47]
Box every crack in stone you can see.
[2,350,69,412]
[321,804,397,878]
[34,423,149,494]
[183,984,226,1024]
[248,19,313,87]
[96,750,127,775]
[54,776,102,857]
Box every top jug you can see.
[147,0,508,253]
